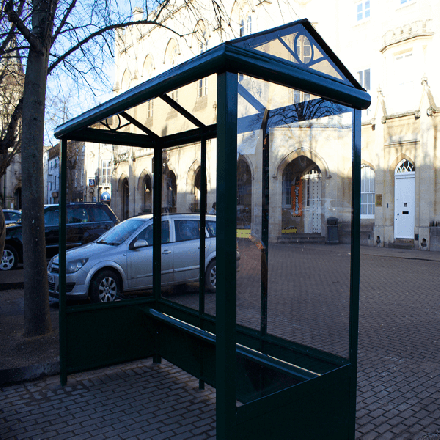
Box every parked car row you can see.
[46,213,236,303]
[1,203,118,271]
[2,206,236,304]
[3,209,22,225]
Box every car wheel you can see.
[1,245,18,271]
[90,269,121,303]
[205,259,216,292]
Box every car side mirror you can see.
[132,239,148,249]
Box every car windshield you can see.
[97,219,145,246]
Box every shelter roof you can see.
[55,19,370,144]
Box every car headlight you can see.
[66,258,89,274]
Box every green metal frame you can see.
[56,18,369,439]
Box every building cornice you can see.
[380,20,433,53]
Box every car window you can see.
[162,221,170,243]
[44,209,59,226]
[67,207,89,224]
[3,212,10,221]
[137,224,153,244]
[136,220,170,245]
[97,218,144,245]
[206,220,216,238]
[92,207,112,222]
[175,220,200,242]
[11,212,21,221]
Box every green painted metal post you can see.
[349,108,361,439]
[260,109,269,347]
[216,71,238,440]
[199,137,207,390]
[199,137,207,315]
[59,138,68,386]
[153,145,163,364]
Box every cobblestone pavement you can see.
[1,242,440,439]
[0,359,217,440]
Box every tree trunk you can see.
[21,43,52,338]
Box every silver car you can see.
[47,213,222,303]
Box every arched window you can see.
[197,27,208,97]
[143,175,152,213]
[164,168,177,213]
[240,19,245,37]
[240,15,252,37]
[237,157,252,227]
[122,178,129,220]
[395,159,415,174]
[247,16,252,35]
[121,69,131,92]
[297,35,312,64]
[165,39,179,66]
[361,165,375,217]
[142,55,155,80]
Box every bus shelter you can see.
[54,19,370,440]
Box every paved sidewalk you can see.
[1,244,440,439]
[0,359,217,440]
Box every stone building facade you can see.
[104,0,440,249]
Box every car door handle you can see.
[162,250,171,254]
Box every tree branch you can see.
[5,0,44,54]
[52,0,78,45]
[48,18,185,75]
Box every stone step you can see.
[277,233,326,244]
[387,239,415,250]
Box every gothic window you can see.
[165,39,179,67]
[297,35,311,64]
[240,15,252,37]
[197,31,208,97]
[395,159,415,173]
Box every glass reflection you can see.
[235,74,353,404]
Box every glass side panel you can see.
[54,146,156,308]
[236,74,353,405]
[165,141,202,312]
[91,74,217,138]
[235,23,349,84]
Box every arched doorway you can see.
[164,167,176,213]
[191,167,201,212]
[143,174,152,213]
[14,187,22,209]
[394,159,415,239]
[237,156,252,228]
[282,156,321,234]
[122,178,129,220]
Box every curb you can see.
[0,361,60,386]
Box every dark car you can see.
[3,209,22,225]
[1,203,119,271]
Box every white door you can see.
[303,171,321,233]
[394,173,415,239]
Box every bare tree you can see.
[1,0,230,337]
